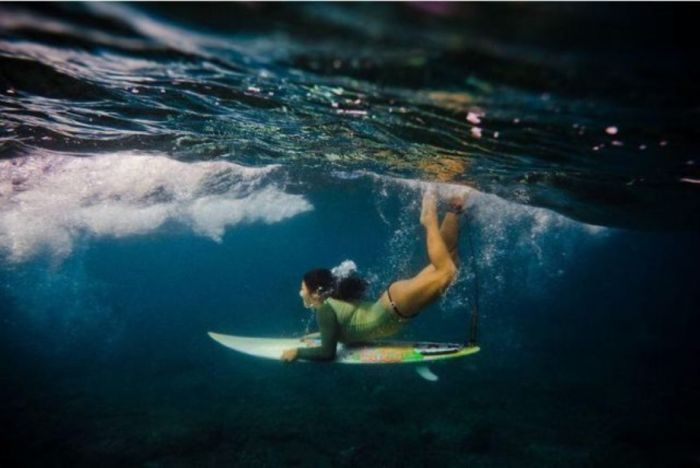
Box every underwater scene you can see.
[1,2,699,467]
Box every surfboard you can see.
[207,332,480,364]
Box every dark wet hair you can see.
[303,268,366,302]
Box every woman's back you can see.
[324,297,404,343]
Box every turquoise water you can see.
[1,3,699,467]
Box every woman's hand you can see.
[281,348,299,362]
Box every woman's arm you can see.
[285,305,339,362]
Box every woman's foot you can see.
[447,191,469,215]
[420,190,439,227]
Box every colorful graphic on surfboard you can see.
[207,332,480,364]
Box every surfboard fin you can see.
[415,365,438,382]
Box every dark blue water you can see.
[1,3,699,467]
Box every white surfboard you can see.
[207,332,480,364]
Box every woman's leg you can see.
[379,191,464,318]
[411,193,463,270]
[420,191,456,273]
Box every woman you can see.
[281,190,468,362]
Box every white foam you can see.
[343,170,610,297]
[331,259,358,279]
[341,170,473,200]
[0,152,313,263]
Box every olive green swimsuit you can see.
[296,297,408,361]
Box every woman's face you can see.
[299,281,321,308]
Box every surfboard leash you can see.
[466,211,480,347]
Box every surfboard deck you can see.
[208,332,480,364]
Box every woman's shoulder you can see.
[324,297,360,311]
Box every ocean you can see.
[1,3,698,467]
